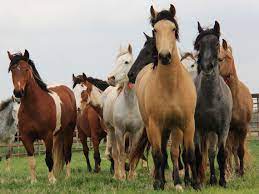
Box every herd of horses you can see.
[0,4,253,191]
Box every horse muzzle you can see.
[159,52,171,65]
[107,76,116,86]
[13,89,25,98]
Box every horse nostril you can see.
[159,52,171,65]
[108,76,115,81]
[128,72,133,78]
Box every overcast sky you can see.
[0,0,258,99]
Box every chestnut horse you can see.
[8,50,77,183]
[72,73,107,173]
[133,5,199,190]
[219,39,253,176]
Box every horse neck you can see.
[155,47,182,87]
[226,60,239,96]
[200,67,221,97]
[90,86,103,107]
[122,82,137,106]
[21,78,48,108]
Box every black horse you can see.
[194,21,233,187]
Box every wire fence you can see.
[1,94,259,159]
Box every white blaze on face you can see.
[49,91,62,133]
[73,84,87,109]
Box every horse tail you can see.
[53,131,65,177]
[129,128,148,170]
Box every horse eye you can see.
[218,58,224,62]
[153,29,157,33]
[125,61,129,64]
[191,64,195,68]
[172,28,176,32]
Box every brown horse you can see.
[132,5,199,190]
[8,50,77,183]
[72,73,107,173]
[219,39,253,176]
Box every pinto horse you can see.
[8,50,77,183]
[219,39,253,176]
[194,22,233,187]
[72,73,107,173]
[132,5,199,190]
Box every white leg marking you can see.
[48,170,57,184]
[28,156,37,184]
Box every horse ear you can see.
[198,22,203,33]
[72,74,76,81]
[222,39,228,50]
[82,73,87,80]
[128,44,132,54]
[7,51,13,61]
[24,49,30,60]
[143,32,151,41]
[150,5,157,20]
[169,4,176,17]
[214,21,220,35]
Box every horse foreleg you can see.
[115,129,126,180]
[217,140,227,187]
[147,119,164,190]
[110,129,120,179]
[21,136,36,184]
[171,129,183,192]
[64,131,73,179]
[44,138,56,184]
[208,132,218,185]
[5,145,13,172]
[105,130,114,174]
[183,119,201,190]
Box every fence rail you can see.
[1,93,259,158]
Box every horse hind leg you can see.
[80,135,92,172]
[115,128,126,180]
[105,130,114,174]
[44,138,56,184]
[5,145,13,172]
[64,124,75,179]
[92,137,101,173]
[170,129,183,192]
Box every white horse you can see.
[181,52,198,80]
[102,44,144,180]
[0,97,20,171]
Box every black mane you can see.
[194,28,220,51]
[150,10,179,40]
[85,77,109,91]
[8,53,49,92]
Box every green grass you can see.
[0,140,259,194]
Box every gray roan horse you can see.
[194,21,233,187]
[0,97,19,171]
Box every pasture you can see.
[0,139,258,194]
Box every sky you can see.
[0,0,259,99]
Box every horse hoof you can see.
[219,179,227,188]
[49,177,57,184]
[30,179,37,184]
[94,168,100,173]
[192,182,202,190]
[153,180,164,190]
[175,184,183,192]
[184,177,191,186]
[210,175,217,186]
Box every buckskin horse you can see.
[132,5,200,190]
[219,39,253,177]
[72,73,107,173]
[194,21,233,187]
[8,50,77,183]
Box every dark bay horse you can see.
[133,5,200,190]
[8,50,77,183]
[219,39,253,176]
[194,22,233,187]
[73,73,107,173]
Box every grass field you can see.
[0,140,258,194]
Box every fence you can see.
[1,94,259,158]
